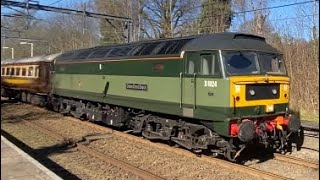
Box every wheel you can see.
[1,88,5,97]
[296,126,304,151]
[52,100,59,112]
[21,92,27,102]
[26,93,32,103]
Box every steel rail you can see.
[274,154,319,170]
[21,119,164,180]
[303,126,319,132]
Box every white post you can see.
[30,43,33,57]
[2,47,14,59]
[20,42,34,57]
[170,0,173,38]
[11,48,14,59]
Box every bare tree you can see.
[236,0,270,36]
[141,0,199,38]
[94,0,142,44]
[199,0,232,33]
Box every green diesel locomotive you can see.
[2,32,302,161]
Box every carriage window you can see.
[1,68,5,76]
[28,67,34,76]
[6,68,10,75]
[22,68,27,76]
[35,66,39,77]
[10,68,15,76]
[16,68,21,76]
[200,54,221,76]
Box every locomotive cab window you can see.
[258,53,286,75]
[200,54,221,76]
[222,51,286,76]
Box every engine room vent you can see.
[233,34,265,41]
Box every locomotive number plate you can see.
[204,80,217,88]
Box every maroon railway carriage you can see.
[1,54,60,105]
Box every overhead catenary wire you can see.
[1,0,318,45]
[177,0,319,22]
[190,0,318,13]
[48,0,65,6]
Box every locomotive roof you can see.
[1,53,61,65]
[54,32,280,62]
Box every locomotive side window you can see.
[28,67,34,76]
[201,55,210,75]
[185,53,199,75]
[22,68,27,76]
[188,60,195,74]
[200,54,221,76]
[16,67,21,76]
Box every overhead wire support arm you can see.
[1,0,133,23]
[2,0,134,42]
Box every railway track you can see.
[21,119,165,180]
[303,127,319,132]
[2,102,318,180]
[13,117,289,180]
[65,118,298,180]
[301,121,319,132]
[273,154,318,169]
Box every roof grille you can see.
[233,34,265,41]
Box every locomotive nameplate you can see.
[126,83,148,91]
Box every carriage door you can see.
[181,52,199,118]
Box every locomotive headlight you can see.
[272,89,277,95]
[249,89,255,96]
[266,104,274,113]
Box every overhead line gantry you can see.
[1,0,133,42]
